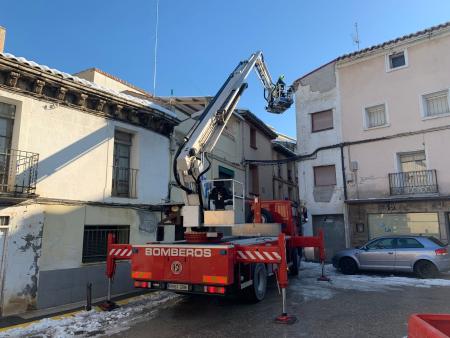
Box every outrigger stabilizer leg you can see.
[316,230,331,282]
[274,233,297,325]
[317,259,331,282]
[98,233,118,311]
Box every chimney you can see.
[0,27,5,53]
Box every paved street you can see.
[4,262,450,338]
[113,263,450,338]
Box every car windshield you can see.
[427,236,447,247]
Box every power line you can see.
[153,0,160,95]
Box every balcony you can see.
[112,166,138,198]
[0,149,39,196]
[389,170,438,195]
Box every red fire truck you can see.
[104,52,327,323]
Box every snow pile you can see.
[291,261,450,301]
[2,292,179,338]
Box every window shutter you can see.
[366,104,386,128]
[311,110,333,132]
[424,91,449,117]
[314,165,336,186]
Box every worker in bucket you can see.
[208,180,232,210]
[276,74,286,88]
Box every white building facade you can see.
[0,52,178,315]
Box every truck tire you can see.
[242,263,267,302]
[289,248,301,276]
[246,208,273,223]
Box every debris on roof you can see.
[0,52,177,119]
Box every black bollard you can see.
[86,282,92,311]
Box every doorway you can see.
[312,214,346,262]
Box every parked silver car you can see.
[332,236,450,278]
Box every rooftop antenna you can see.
[352,22,360,50]
[153,0,160,95]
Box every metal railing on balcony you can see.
[0,149,39,196]
[389,169,438,195]
[112,166,138,198]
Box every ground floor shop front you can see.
[347,197,450,247]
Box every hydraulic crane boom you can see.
[173,51,293,228]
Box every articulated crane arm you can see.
[173,51,293,229]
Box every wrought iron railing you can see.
[112,166,138,198]
[0,149,39,195]
[82,226,130,263]
[389,170,438,195]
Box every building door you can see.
[398,151,427,194]
[312,214,345,262]
[0,228,7,315]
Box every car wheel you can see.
[414,260,439,279]
[241,263,267,302]
[289,248,301,276]
[339,257,358,275]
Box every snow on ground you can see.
[1,292,180,338]
[290,261,450,302]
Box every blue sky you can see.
[1,1,450,137]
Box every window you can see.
[314,165,336,186]
[0,102,15,193]
[288,186,293,200]
[0,216,9,226]
[423,90,450,117]
[0,102,15,152]
[397,238,424,249]
[428,236,446,247]
[388,52,406,69]
[367,238,396,250]
[249,164,259,195]
[112,130,137,198]
[399,151,426,172]
[82,225,130,263]
[218,166,234,179]
[365,104,387,128]
[368,213,439,239]
[311,109,333,132]
[250,127,257,149]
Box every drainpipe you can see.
[340,144,348,201]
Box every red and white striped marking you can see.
[109,248,132,258]
[237,250,281,262]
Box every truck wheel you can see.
[246,208,273,223]
[289,248,301,276]
[242,263,267,302]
